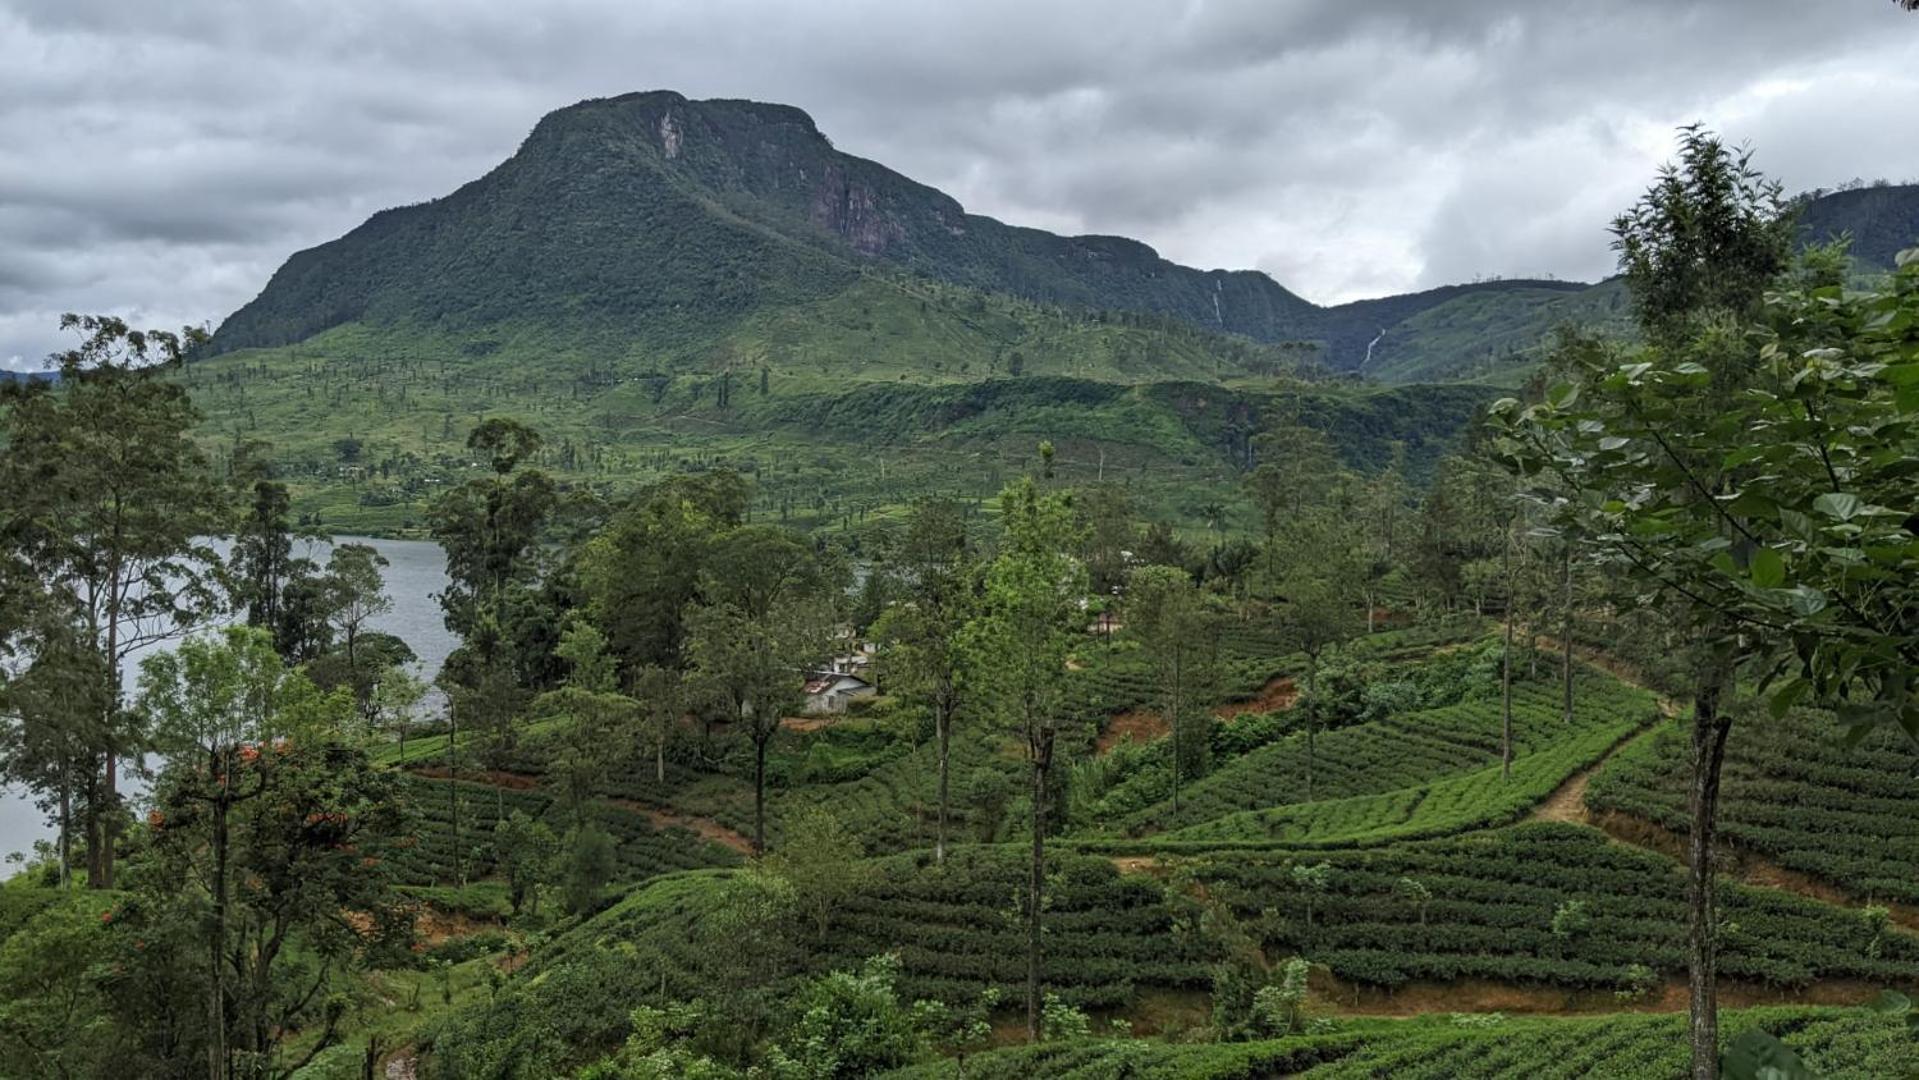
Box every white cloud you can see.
[2,0,1916,365]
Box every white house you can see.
[802,670,876,714]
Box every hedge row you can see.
[1186,824,1919,991]
[1585,707,1919,903]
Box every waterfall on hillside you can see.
[1362,327,1386,369]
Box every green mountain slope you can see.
[210,92,1919,386]
[1797,182,1919,271]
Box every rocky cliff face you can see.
[808,161,907,256]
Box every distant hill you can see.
[1797,182,1919,271]
[200,93,1570,381]
[210,92,1919,386]
[183,93,1919,534]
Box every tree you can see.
[762,805,873,942]
[632,664,685,784]
[429,418,556,766]
[685,598,820,855]
[368,664,427,762]
[320,543,392,696]
[0,616,108,889]
[1245,400,1340,582]
[580,471,747,680]
[229,476,296,645]
[959,478,1086,1041]
[1277,567,1362,801]
[1126,565,1215,813]
[1074,483,1135,596]
[494,811,559,918]
[0,892,123,1076]
[871,497,975,864]
[1290,861,1333,945]
[1500,515,1517,779]
[0,315,228,888]
[1490,128,1919,1080]
[136,626,291,1080]
[138,625,410,1079]
[532,620,638,829]
[560,824,618,915]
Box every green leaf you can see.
[1778,509,1814,542]
[1767,678,1808,720]
[1720,1028,1817,1080]
[1867,989,1912,1015]
[1750,548,1785,589]
[1813,493,1863,521]
[1784,586,1829,618]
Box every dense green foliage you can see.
[389,774,740,890]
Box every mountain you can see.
[186,94,1919,535]
[211,92,1919,383]
[1797,182,1919,271]
[204,92,1579,376]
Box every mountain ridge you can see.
[207,92,1606,375]
[209,90,1919,384]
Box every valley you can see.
[3,39,1918,1080]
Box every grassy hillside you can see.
[121,617,1903,1077]
[183,290,1490,537]
[205,92,1919,395]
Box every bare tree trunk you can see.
[935,701,952,866]
[1026,728,1054,1043]
[1304,652,1318,802]
[1687,656,1734,1080]
[449,709,462,887]
[1561,546,1575,723]
[209,778,230,1080]
[1170,652,1183,814]
[1502,525,1515,779]
[753,730,768,856]
[96,588,121,890]
[58,758,71,891]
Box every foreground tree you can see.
[631,663,685,784]
[961,477,1086,1041]
[137,625,411,1079]
[532,620,638,828]
[0,315,228,888]
[1277,564,1362,801]
[761,805,873,942]
[0,617,108,889]
[1492,128,1918,1079]
[321,542,392,696]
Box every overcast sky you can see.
[3,0,1916,369]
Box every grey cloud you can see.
[2,0,1916,367]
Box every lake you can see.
[0,535,455,862]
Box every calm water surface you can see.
[0,535,454,861]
